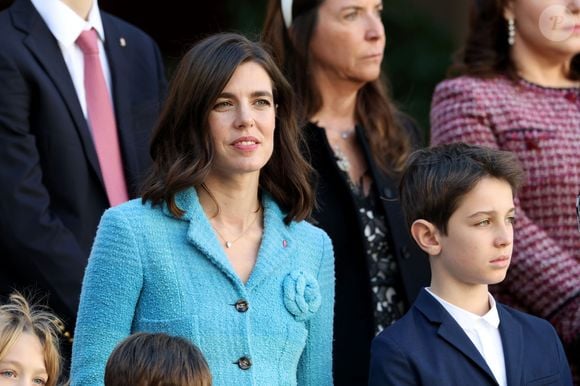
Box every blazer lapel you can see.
[100,15,140,195]
[165,188,244,288]
[497,304,524,386]
[13,0,103,184]
[355,125,429,304]
[245,193,294,292]
[416,290,498,384]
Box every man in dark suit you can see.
[0,0,166,343]
[369,143,573,386]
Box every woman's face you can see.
[309,0,385,86]
[207,61,276,179]
[0,332,48,386]
[505,0,580,60]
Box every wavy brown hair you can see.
[141,33,315,224]
[450,0,580,80]
[262,0,413,173]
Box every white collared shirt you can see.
[426,287,507,386]
[30,0,111,118]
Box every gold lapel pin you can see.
[119,37,126,47]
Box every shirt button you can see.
[234,299,249,313]
[236,356,252,370]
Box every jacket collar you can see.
[164,187,296,291]
[415,289,499,384]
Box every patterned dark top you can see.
[334,149,404,334]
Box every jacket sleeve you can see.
[70,207,143,386]
[430,79,579,346]
[0,49,85,324]
[297,231,335,385]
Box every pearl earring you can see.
[507,18,515,46]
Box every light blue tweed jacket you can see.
[70,188,334,386]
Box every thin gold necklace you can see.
[212,206,262,248]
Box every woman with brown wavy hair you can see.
[70,32,334,386]
[262,1,430,384]
[431,0,580,382]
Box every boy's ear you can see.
[410,219,442,256]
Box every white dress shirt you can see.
[426,287,507,386]
[30,0,111,119]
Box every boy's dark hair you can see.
[399,143,524,234]
[104,332,211,386]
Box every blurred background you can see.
[0,0,470,141]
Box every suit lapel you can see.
[355,125,429,305]
[166,189,293,292]
[100,15,140,195]
[416,290,498,384]
[168,188,244,289]
[13,0,103,184]
[245,193,294,291]
[498,304,523,386]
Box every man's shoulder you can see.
[101,12,156,46]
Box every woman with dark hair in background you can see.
[430,0,580,381]
[70,32,334,386]
[262,1,430,384]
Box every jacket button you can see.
[236,356,252,370]
[401,246,411,260]
[234,299,249,313]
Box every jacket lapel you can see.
[100,14,140,195]
[245,193,294,291]
[167,188,244,288]
[416,290,498,384]
[165,189,294,291]
[497,304,523,386]
[13,0,103,184]
[355,125,429,304]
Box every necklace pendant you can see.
[225,241,233,248]
[341,131,350,140]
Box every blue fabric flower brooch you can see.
[283,270,321,321]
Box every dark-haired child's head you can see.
[400,143,525,287]
[104,332,211,386]
[0,292,63,386]
[400,143,524,235]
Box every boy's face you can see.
[436,177,516,288]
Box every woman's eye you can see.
[254,99,272,108]
[32,378,47,385]
[476,219,491,226]
[213,101,233,110]
[344,10,358,20]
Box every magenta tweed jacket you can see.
[430,76,579,350]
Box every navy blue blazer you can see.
[0,0,166,332]
[369,289,573,386]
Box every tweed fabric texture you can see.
[70,188,335,386]
[430,75,579,346]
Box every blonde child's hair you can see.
[0,292,63,386]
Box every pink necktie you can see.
[76,28,129,206]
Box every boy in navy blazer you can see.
[368,143,573,386]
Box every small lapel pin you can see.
[119,37,126,47]
[282,240,288,248]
